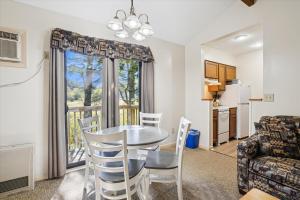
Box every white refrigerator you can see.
[220,84,251,139]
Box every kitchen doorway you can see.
[200,25,264,155]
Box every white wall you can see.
[186,0,300,149]
[202,46,236,66]
[0,0,185,180]
[236,50,263,98]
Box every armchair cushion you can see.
[257,130,300,159]
[250,156,300,190]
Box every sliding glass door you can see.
[64,55,141,168]
[65,50,103,168]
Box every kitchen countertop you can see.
[213,106,237,111]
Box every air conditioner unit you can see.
[0,30,22,62]
[0,144,34,198]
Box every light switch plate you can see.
[264,93,274,102]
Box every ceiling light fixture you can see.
[115,30,129,39]
[250,42,263,48]
[107,0,154,41]
[234,34,249,41]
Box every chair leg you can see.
[95,179,101,200]
[137,186,143,200]
[177,178,183,200]
[84,162,89,189]
[145,170,151,200]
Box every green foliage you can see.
[66,52,103,107]
[118,59,139,106]
[92,88,102,104]
[67,87,83,102]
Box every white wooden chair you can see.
[78,116,101,190]
[140,112,162,128]
[144,117,191,200]
[84,130,147,200]
[139,112,163,154]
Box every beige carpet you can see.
[4,148,241,200]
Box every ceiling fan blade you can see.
[241,0,256,7]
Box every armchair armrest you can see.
[237,134,260,193]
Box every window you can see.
[65,50,103,168]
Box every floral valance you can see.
[50,28,154,62]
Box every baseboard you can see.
[198,144,210,150]
[160,142,176,148]
[66,165,85,173]
[35,175,48,182]
[161,142,210,150]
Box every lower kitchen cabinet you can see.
[229,107,237,139]
[213,107,237,146]
[213,110,218,146]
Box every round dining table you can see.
[98,125,169,149]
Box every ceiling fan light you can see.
[115,30,129,39]
[124,15,141,29]
[139,23,154,36]
[132,31,146,41]
[107,17,123,31]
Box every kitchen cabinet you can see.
[226,66,236,81]
[229,107,237,139]
[213,110,218,145]
[205,60,219,79]
[218,64,226,91]
[208,85,219,92]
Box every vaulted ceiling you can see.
[15,0,237,44]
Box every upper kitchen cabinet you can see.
[226,66,236,81]
[205,60,219,79]
[218,64,226,91]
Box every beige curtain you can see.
[141,62,155,113]
[102,58,120,128]
[48,48,66,179]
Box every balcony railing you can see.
[66,105,139,165]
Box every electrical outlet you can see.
[172,128,175,134]
[264,93,274,102]
[43,51,49,60]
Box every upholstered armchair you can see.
[237,116,300,200]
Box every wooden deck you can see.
[67,105,139,165]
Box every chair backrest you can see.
[78,116,101,158]
[176,117,191,171]
[140,112,162,128]
[78,116,101,133]
[84,130,131,200]
[258,115,299,133]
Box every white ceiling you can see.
[15,0,236,44]
[203,25,263,56]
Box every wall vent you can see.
[0,144,34,197]
[0,176,28,193]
